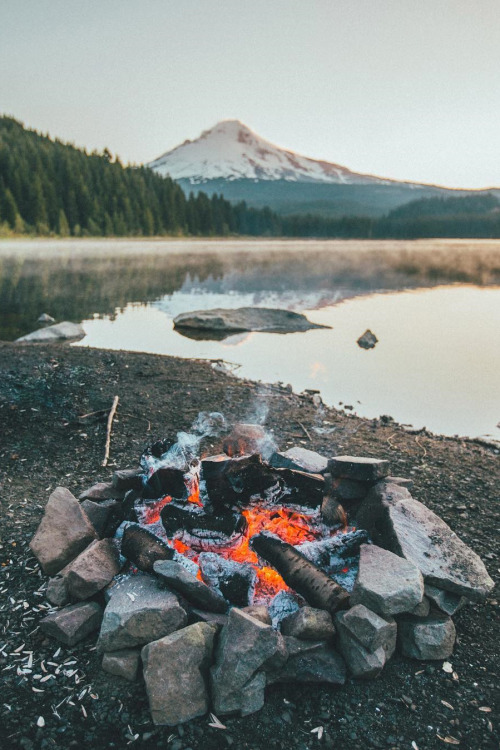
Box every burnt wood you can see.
[121,523,174,572]
[160,502,247,539]
[202,453,277,509]
[142,467,188,500]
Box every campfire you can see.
[29,413,495,727]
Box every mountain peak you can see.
[148,121,391,186]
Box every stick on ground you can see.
[102,395,119,467]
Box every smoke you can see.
[142,411,227,473]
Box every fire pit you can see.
[29,413,495,726]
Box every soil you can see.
[0,342,498,750]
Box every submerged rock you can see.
[357,329,378,349]
[15,321,85,343]
[173,307,330,338]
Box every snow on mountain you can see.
[148,119,393,186]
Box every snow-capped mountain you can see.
[148,119,393,186]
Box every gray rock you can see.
[102,648,140,681]
[281,607,335,640]
[356,482,495,602]
[189,607,228,629]
[384,476,413,489]
[330,477,371,501]
[210,608,280,716]
[41,602,102,646]
[409,598,431,618]
[61,539,121,601]
[79,482,125,501]
[270,447,328,475]
[30,487,98,575]
[153,560,228,613]
[424,584,467,616]
[173,307,330,337]
[336,614,386,678]
[351,544,424,617]
[80,498,122,538]
[46,575,70,607]
[357,330,378,349]
[37,313,55,324]
[112,468,143,492]
[328,456,390,482]
[142,622,216,725]
[398,613,456,660]
[15,321,85,343]
[337,604,396,656]
[242,605,272,625]
[97,575,187,652]
[268,636,346,685]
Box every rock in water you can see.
[142,622,216,725]
[97,575,187,652]
[37,313,55,324]
[173,307,330,338]
[357,329,378,349]
[15,321,85,343]
[30,487,98,575]
[356,482,495,601]
[210,608,281,716]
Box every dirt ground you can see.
[0,342,498,750]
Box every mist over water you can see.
[1,239,499,440]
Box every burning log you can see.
[161,502,247,543]
[202,453,277,510]
[198,552,257,607]
[121,523,174,572]
[251,532,350,614]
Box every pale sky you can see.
[1,0,499,188]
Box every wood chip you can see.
[479,706,492,712]
[208,713,227,729]
[438,736,460,745]
[442,661,453,673]
[441,701,454,710]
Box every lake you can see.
[1,238,499,441]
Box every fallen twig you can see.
[298,421,312,440]
[102,396,119,467]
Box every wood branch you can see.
[102,395,119,467]
[298,422,312,440]
[251,532,350,614]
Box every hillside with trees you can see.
[1,116,499,239]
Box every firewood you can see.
[102,395,119,467]
[251,532,350,614]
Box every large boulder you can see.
[210,608,281,716]
[398,613,456,660]
[97,575,187,652]
[173,307,329,338]
[30,487,98,575]
[41,602,102,646]
[15,321,85,343]
[142,622,216,725]
[153,560,228,613]
[351,544,424,617]
[356,482,495,602]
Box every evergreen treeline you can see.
[0,117,280,236]
[1,116,499,239]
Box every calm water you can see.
[1,238,499,440]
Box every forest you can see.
[1,116,499,239]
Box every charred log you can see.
[274,468,325,508]
[142,467,188,500]
[251,532,350,614]
[160,502,247,540]
[198,552,256,607]
[121,522,174,572]
[202,453,277,510]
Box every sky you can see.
[1,0,499,189]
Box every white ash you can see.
[268,590,300,628]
